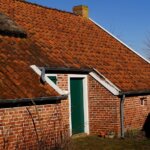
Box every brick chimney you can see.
[73,5,89,18]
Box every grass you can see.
[70,135,150,150]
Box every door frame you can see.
[68,74,89,135]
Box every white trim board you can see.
[30,65,68,95]
[89,70,120,96]
[90,18,150,64]
[68,74,89,135]
[45,74,57,77]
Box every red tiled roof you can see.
[0,35,59,99]
[0,0,150,93]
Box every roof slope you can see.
[0,0,150,92]
[0,35,59,99]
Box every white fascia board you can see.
[89,70,121,96]
[30,65,68,95]
[90,18,150,64]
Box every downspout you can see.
[120,94,125,138]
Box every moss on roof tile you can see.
[0,13,27,38]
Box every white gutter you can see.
[90,18,150,64]
[90,69,121,96]
[30,65,68,95]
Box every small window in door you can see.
[46,74,57,84]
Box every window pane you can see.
[48,76,57,84]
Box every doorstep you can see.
[71,133,88,139]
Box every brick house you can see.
[0,0,150,148]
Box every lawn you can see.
[70,136,150,150]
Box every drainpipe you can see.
[120,94,125,138]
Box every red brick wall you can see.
[123,96,150,132]
[88,76,120,135]
[88,75,150,136]
[0,74,69,150]
[0,102,69,150]
[57,74,69,128]
[57,74,68,91]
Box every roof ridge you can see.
[16,0,77,16]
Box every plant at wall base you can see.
[125,129,146,140]
[105,131,115,139]
[98,131,106,138]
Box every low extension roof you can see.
[0,0,150,96]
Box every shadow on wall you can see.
[143,113,150,138]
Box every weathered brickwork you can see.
[0,102,69,150]
[88,75,150,136]
[57,74,69,127]
[123,96,150,132]
[88,75,120,135]
[57,74,68,91]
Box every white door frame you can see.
[68,74,89,135]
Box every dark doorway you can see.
[143,113,150,138]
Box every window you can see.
[46,74,57,84]
[140,97,147,106]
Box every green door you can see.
[70,78,84,134]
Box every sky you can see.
[27,0,150,58]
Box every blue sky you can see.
[27,0,150,58]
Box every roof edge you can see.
[119,90,150,97]
[40,67,92,74]
[90,69,121,95]
[16,0,76,16]
[90,18,150,64]
[0,95,68,108]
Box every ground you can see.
[69,135,150,150]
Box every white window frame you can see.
[30,65,68,95]
[68,74,89,136]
